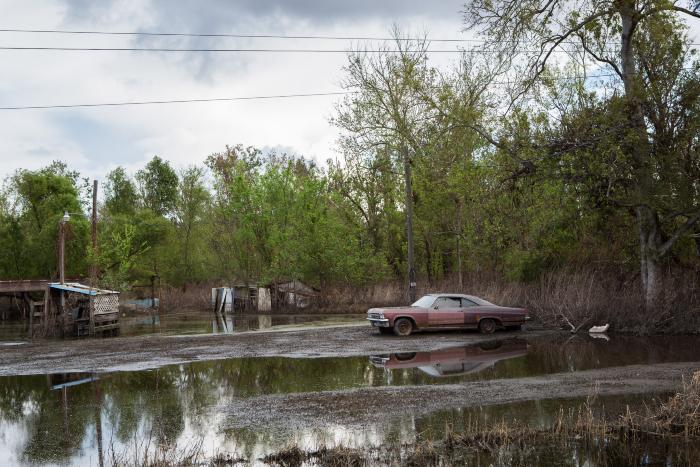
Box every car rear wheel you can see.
[479,318,497,334]
[378,327,392,335]
[393,318,413,337]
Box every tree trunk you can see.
[636,205,662,309]
[403,147,416,303]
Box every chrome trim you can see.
[369,355,390,365]
[367,318,390,327]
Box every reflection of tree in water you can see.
[4,376,95,464]
[3,335,700,464]
[102,368,185,449]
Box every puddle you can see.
[119,311,365,337]
[0,311,365,342]
[1,334,700,465]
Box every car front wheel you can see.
[479,318,497,334]
[393,318,413,337]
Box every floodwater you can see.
[119,310,366,337]
[1,334,700,465]
[0,311,366,342]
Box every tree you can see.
[103,167,139,216]
[464,0,700,307]
[172,166,211,285]
[0,164,89,279]
[136,156,178,216]
[333,33,436,300]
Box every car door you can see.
[461,297,481,327]
[429,297,464,327]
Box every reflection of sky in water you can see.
[1,334,700,465]
[0,312,367,342]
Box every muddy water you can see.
[1,334,699,465]
[0,311,365,342]
[119,311,365,336]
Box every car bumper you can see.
[367,318,390,327]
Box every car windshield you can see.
[411,296,436,308]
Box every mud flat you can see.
[220,361,700,431]
[0,324,554,376]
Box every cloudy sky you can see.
[0,0,468,180]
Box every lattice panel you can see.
[91,294,119,315]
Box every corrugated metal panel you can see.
[49,284,99,295]
[49,282,119,296]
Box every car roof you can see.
[425,293,495,305]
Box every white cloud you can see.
[0,0,466,180]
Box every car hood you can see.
[368,306,416,314]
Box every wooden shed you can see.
[268,279,320,309]
[49,283,120,337]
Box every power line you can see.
[0,46,615,54]
[0,46,471,53]
[0,91,351,110]
[0,73,625,111]
[1,27,699,47]
[0,28,475,42]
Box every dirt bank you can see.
[0,324,554,376]
[220,362,700,431]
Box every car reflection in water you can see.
[369,339,529,377]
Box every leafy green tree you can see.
[171,166,211,285]
[136,156,178,216]
[464,0,700,306]
[0,164,89,279]
[103,166,139,216]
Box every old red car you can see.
[367,293,529,336]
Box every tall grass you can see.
[149,267,700,334]
[320,267,700,334]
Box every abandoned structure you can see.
[211,279,319,313]
[268,279,320,309]
[0,280,120,337]
[211,285,272,313]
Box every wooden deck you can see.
[0,280,50,294]
[1,280,121,338]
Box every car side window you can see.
[461,298,477,307]
[435,297,461,309]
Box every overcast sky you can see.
[0,0,467,180]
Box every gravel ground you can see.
[220,361,700,431]
[0,324,553,376]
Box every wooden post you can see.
[28,296,33,339]
[93,378,104,467]
[456,197,463,291]
[58,218,66,284]
[89,296,95,336]
[403,147,417,303]
[151,274,156,308]
[43,286,51,337]
[91,180,98,286]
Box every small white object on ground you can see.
[589,324,610,333]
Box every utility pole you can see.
[91,180,98,286]
[403,146,416,303]
[456,197,463,291]
[58,212,69,284]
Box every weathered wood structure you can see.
[269,279,319,309]
[209,280,318,314]
[50,283,120,337]
[0,280,120,337]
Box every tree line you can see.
[0,1,699,309]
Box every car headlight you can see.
[367,309,385,319]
